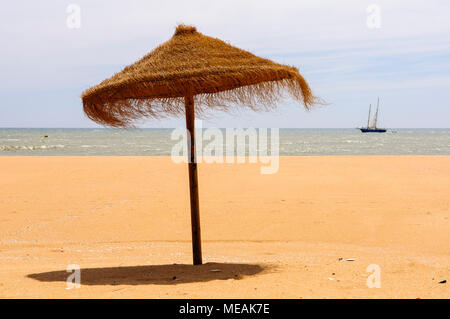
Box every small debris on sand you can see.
[438,280,446,284]
[337,257,355,261]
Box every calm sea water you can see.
[0,128,449,156]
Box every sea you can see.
[0,128,449,156]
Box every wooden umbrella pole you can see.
[185,94,202,265]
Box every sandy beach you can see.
[0,156,448,298]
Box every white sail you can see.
[370,111,378,128]
[370,98,380,128]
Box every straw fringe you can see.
[82,25,319,127]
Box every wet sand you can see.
[0,156,448,298]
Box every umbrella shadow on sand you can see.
[27,262,268,286]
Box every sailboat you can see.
[360,98,386,133]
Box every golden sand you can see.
[0,156,448,298]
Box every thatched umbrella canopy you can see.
[82,25,318,265]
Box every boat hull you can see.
[360,128,386,133]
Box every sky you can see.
[0,0,449,128]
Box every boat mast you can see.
[367,104,372,128]
[373,97,379,128]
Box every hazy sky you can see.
[1,0,449,128]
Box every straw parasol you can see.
[82,24,318,265]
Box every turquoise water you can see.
[0,128,448,156]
